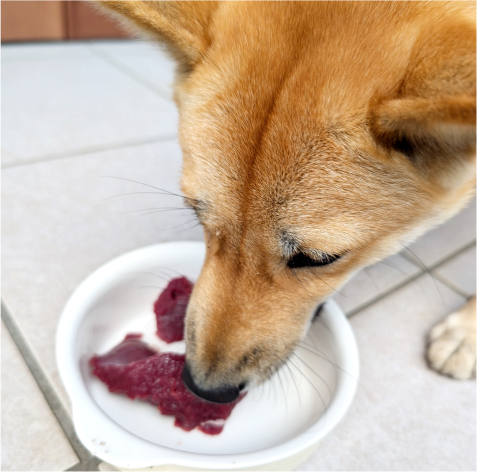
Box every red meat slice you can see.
[91,333,157,365]
[90,335,243,435]
[154,277,193,343]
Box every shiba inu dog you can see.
[98,1,476,402]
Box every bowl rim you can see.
[56,241,359,469]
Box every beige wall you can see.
[1,1,131,42]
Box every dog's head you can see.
[100,1,475,401]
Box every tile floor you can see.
[2,40,475,471]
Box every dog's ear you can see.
[95,1,219,70]
[371,20,476,188]
[372,95,476,186]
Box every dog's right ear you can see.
[371,18,476,190]
[371,95,475,188]
[95,1,219,70]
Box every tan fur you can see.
[98,1,476,388]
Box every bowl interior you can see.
[71,243,343,456]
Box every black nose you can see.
[181,362,240,404]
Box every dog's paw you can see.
[427,297,476,380]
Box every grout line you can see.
[400,238,475,268]
[1,40,159,63]
[66,458,103,471]
[87,45,174,101]
[399,239,476,274]
[347,240,476,318]
[1,299,100,471]
[430,272,472,299]
[1,52,95,63]
[1,133,178,169]
[346,270,424,318]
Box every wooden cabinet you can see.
[1,2,66,42]
[1,1,132,42]
[65,2,131,40]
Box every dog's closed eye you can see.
[287,252,341,269]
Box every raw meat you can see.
[154,277,193,343]
[90,335,243,435]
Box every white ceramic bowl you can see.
[57,242,359,471]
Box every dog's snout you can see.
[182,362,241,404]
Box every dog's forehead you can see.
[181,85,392,197]
[180,101,410,236]
[180,74,346,204]
[178,35,424,242]
[180,118,349,218]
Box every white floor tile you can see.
[1,148,22,167]
[89,40,176,99]
[434,245,476,297]
[88,39,166,57]
[1,322,79,471]
[103,53,175,99]
[333,253,421,315]
[2,140,203,408]
[1,42,96,61]
[98,462,120,471]
[298,275,473,471]
[403,197,476,268]
[2,53,178,165]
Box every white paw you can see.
[427,307,476,380]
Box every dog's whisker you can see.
[284,362,301,406]
[118,207,194,215]
[173,220,202,233]
[283,359,302,408]
[378,258,429,289]
[264,373,273,405]
[289,354,328,415]
[285,269,295,292]
[266,370,273,403]
[152,218,201,233]
[131,271,172,283]
[146,268,176,281]
[257,381,265,403]
[289,364,302,404]
[291,268,314,296]
[296,341,370,395]
[275,353,302,413]
[297,340,341,370]
[292,351,332,400]
[256,381,264,403]
[270,369,279,409]
[99,191,190,202]
[307,266,346,297]
[294,354,329,417]
[309,312,334,337]
[135,285,168,292]
[377,259,410,276]
[152,266,187,278]
[378,257,441,309]
[100,176,197,204]
[164,219,199,231]
[133,208,196,218]
[362,267,380,294]
[400,244,448,315]
[276,368,288,420]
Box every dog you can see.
[97,1,476,402]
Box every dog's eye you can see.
[287,252,340,269]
